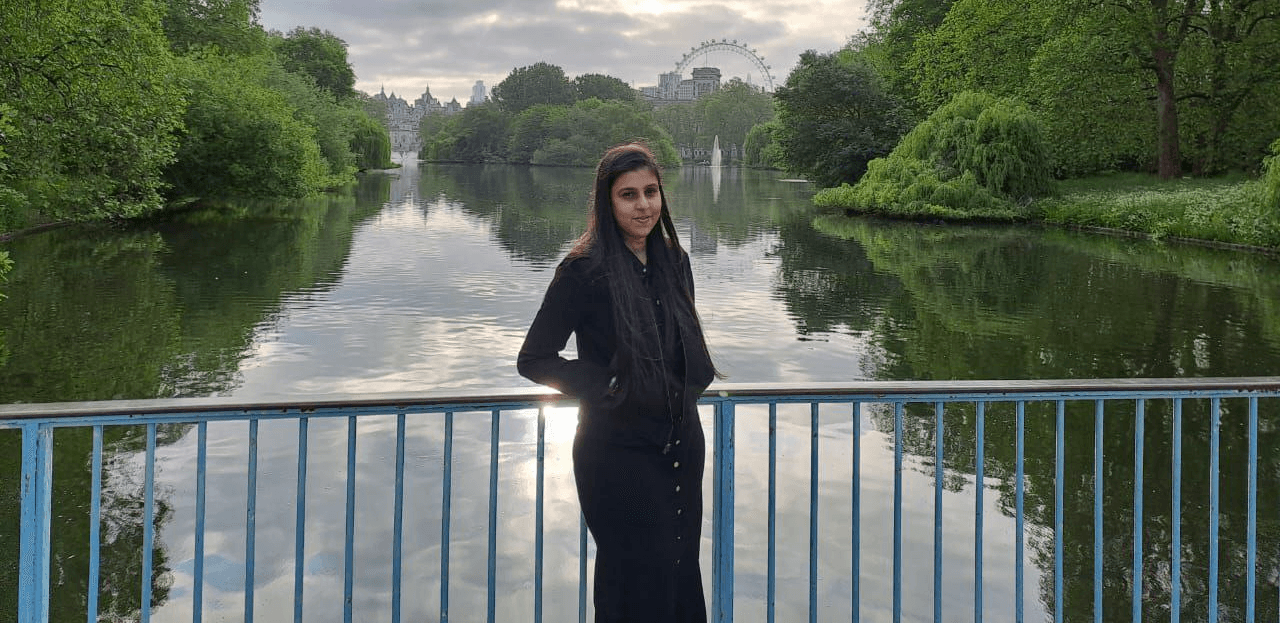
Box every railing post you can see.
[18,422,52,623]
[711,399,735,622]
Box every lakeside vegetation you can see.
[0,0,393,237]
[4,0,1280,259]
[777,0,1280,251]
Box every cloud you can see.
[257,0,869,103]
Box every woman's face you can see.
[610,168,662,248]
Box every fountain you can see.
[710,135,722,168]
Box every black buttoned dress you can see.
[518,246,714,623]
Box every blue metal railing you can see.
[4,378,1280,622]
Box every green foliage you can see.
[422,104,512,162]
[491,62,576,114]
[893,92,1054,200]
[424,98,678,168]
[774,48,912,186]
[261,62,359,184]
[273,26,356,100]
[527,99,679,168]
[166,53,330,198]
[653,78,775,163]
[1033,173,1280,249]
[1261,139,1280,211]
[573,73,637,102]
[162,0,265,54]
[348,109,393,170]
[817,91,1053,221]
[0,0,185,227]
[743,120,783,168]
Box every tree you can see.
[774,49,912,186]
[573,73,637,102]
[491,62,576,114]
[274,27,356,100]
[0,0,185,226]
[860,0,956,111]
[166,53,330,199]
[743,120,784,168]
[162,0,265,54]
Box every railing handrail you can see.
[4,376,1280,421]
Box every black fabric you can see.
[518,246,714,623]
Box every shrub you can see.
[817,91,1054,221]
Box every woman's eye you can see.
[645,188,659,197]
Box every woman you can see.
[517,142,718,622]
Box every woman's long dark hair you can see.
[567,142,719,398]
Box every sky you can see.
[257,0,871,104]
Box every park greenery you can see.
[420,62,682,167]
[419,63,774,168]
[0,0,392,235]
[781,0,1280,250]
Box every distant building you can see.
[470,81,487,106]
[373,85,464,152]
[643,68,722,107]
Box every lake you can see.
[2,160,1278,621]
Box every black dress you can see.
[517,245,715,623]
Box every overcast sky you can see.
[257,0,871,104]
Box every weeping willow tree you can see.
[1263,138,1280,211]
[814,91,1054,221]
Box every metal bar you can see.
[851,401,860,623]
[1246,397,1257,623]
[195,421,207,623]
[712,400,736,622]
[893,402,903,623]
[88,426,102,623]
[935,402,944,623]
[143,425,157,623]
[974,402,984,623]
[1055,401,1063,623]
[810,402,819,623]
[344,416,356,623]
[1016,401,1025,623]
[1094,400,1103,623]
[9,377,1280,422]
[1171,399,1182,623]
[244,420,257,623]
[1209,398,1220,622]
[1132,399,1144,623]
[441,411,453,623]
[393,412,406,623]
[488,409,500,623]
[294,418,308,623]
[535,407,546,623]
[768,402,777,623]
[17,423,52,623]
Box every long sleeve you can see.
[517,262,613,400]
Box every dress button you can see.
[677,508,683,515]
[655,298,661,306]
[673,461,680,468]
[675,559,681,566]
[675,485,681,492]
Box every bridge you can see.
[6,378,1279,621]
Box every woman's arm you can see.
[517,264,613,400]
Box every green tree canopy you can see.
[573,73,637,102]
[774,48,911,186]
[491,62,577,114]
[166,53,330,199]
[274,26,357,100]
[0,0,185,227]
[162,0,265,54]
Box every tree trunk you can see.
[1152,44,1182,179]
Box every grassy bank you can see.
[817,172,1280,252]
[1030,173,1279,251]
